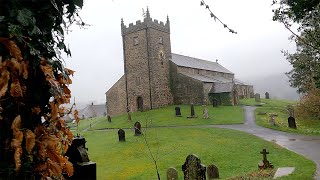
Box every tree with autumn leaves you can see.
[0,0,82,179]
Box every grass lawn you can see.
[72,105,244,131]
[79,127,315,179]
[240,98,320,135]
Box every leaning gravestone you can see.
[118,129,125,142]
[134,121,142,136]
[207,164,219,180]
[175,107,182,117]
[182,154,206,180]
[255,93,261,102]
[288,117,297,129]
[167,167,178,180]
[107,115,112,123]
[265,92,270,99]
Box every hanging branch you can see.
[200,0,237,34]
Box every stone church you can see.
[106,9,254,116]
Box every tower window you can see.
[133,37,139,46]
[159,37,163,44]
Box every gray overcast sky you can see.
[63,0,296,105]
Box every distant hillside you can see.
[243,73,300,101]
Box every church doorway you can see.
[137,96,143,112]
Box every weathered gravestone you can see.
[212,98,218,107]
[269,114,276,126]
[182,154,206,180]
[175,107,182,117]
[255,93,261,102]
[265,92,270,99]
[207,164,219,180]
[167,167,178,180]
[65,136,96,180]
[107,115,112,123]
[127,112,132,121]
[287,105,294,117]
[187,104,197,118]
[203,107,209,119]
[288,117,297,129]
[134,121,142,136]
[258,148,274,169]
[118,129,125,142]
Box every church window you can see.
[133,37,139,46]
[159,36,163,44]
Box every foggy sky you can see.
[63,0,296,106]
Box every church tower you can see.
[121,8,173,112]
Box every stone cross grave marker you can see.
[265,92,270,99]
[288,117,297,129]
[203,107,209,119]
[107,115,112,123]
[207,164,219,180]
[175,106,182,117]
[258,148,274,169]
[187,104,197,118]
[134,121,142,136]
[118,129,125,142]
[255,93,261,102]
[167,167,178,180]
[182,154,206,180]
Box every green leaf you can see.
[17,9,33,27]
[0,16,4,22]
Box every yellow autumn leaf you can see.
[25,129,36,154]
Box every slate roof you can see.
[78,104,106,119]
[180,72,232,83]
[171,53,234,74]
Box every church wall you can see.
[203,83,213,104]
[170,63,204,104]
[124,29,152,112]
[176,66,234,79]
[106,75,127,116]
[236,84,254,99]
[147,28,173,108]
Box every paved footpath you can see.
[212,106,320,180]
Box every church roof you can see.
[171,53,234,74]
[180,72,232,83]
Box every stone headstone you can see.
[127,112,132,121]
[182,154,206,180]
[287,105,294,117]
[255,93,261,102]
[269,115,276,126]
[107,115,112,123]
[134,121,142,136]
[118,129,125,142]
[288,117,297,129]
[203,107,209,119]
[167,167,178,180]
[65,136,96,180]
[258,148,274,169]
[212,98,218,107]
[265,92,270,99]
[175,107,182,117]
[187,104,197,118]
[207,164,219,180]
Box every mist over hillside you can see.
[242,73,300,101]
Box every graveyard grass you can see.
[70,105,244,131]
[79,127,315,179]
[240,98,320,135]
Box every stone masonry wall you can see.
[177,66,234,79]
[106,75,127,116]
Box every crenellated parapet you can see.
[121,8,170,36]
